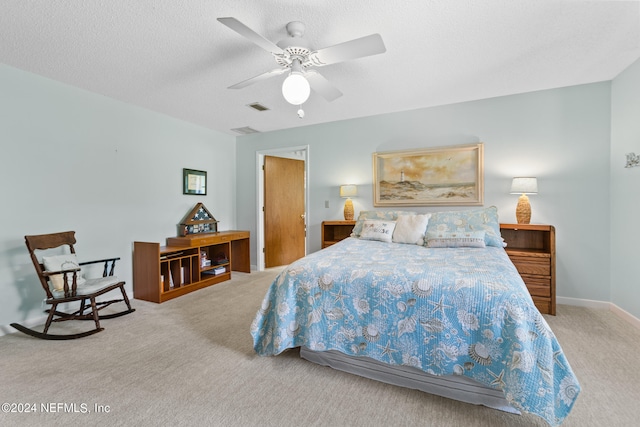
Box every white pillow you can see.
[42,254,86,291]
[350,210,415,237]
[359,220,396,243]
[392,214,431,245]
[426,230,486,248]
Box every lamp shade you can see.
[340,185,358,198]
[510,177,538,194]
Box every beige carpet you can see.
[1,267,639,427]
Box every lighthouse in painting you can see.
[400,169,405,182]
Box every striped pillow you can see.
[426,230,486,248]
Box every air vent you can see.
[247,102,269,112]
[231,126,260,135]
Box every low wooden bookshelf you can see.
[133,230,250,303]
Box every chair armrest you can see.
[79,257,121,277]
[78,257,121,266]
[42,267,81,276]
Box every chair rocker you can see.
[11,231,135,340]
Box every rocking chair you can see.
[11,231,135,340]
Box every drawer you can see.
[509,255,550,276]
[532,297,552,315]
[197,236,228,245]
[521,274,551,297]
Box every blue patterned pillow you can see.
[426,206,503,247]
[351,210,415,237]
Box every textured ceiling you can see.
[1,1,639,136]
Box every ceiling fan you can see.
[217,17,386,111]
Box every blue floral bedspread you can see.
[251,238,580,426]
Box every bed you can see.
[251,207,580,426]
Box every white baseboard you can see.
[609,303,640,329]
[0,301,95,337]
[556,296,610,309]
[5,295,638,337]
[558,296,640,329]
[0,313,49,337]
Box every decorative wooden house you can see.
[178,203,219,236]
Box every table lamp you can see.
[340,185,358,221]
[510,177,538,224]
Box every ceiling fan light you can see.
[282,73,310,105]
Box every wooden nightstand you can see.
[321,220,356,248]
[500,224,556,315]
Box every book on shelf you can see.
[202,266,227,276]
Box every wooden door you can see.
[264,155,305,267]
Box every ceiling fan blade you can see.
[228,68,288,89]
[305,70,343,102]
[218,17,284,54]
[309,34,386,66]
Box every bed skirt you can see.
[299,347,519,415]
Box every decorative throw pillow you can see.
[426,230,486,248]
[426,206,503,247]
[392,214,431,245]
[359,220,396,243]
[351,210,415,237]
[42,254,86,291]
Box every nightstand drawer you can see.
[521,274,551,297]
[509,256,551,276]
[532,297,552,314]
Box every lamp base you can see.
[344,198,354,221]
[515,194,531,224]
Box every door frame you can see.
[256,145,310,271]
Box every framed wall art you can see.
[183,168,207,195]
[373,143,484,207]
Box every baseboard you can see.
[0,301,93,337]
[0,313,49,337]
[5,295,637,337]
[558,296,640,329]
[609,303,640,329]
[556,296,610,309]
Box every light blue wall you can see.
[611,57,640,319]
[237,83,612,304]
[3,61,632,328]
[0,64,236,329]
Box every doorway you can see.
[256,146,309,270]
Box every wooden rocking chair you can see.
[11,231,135,340]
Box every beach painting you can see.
[373,143,484,206]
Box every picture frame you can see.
[373,143,484,207]
[183,168,207,195]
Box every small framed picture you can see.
[183,168,207,195]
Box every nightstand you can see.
[321,220,356,248]
[500,224,556,315]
